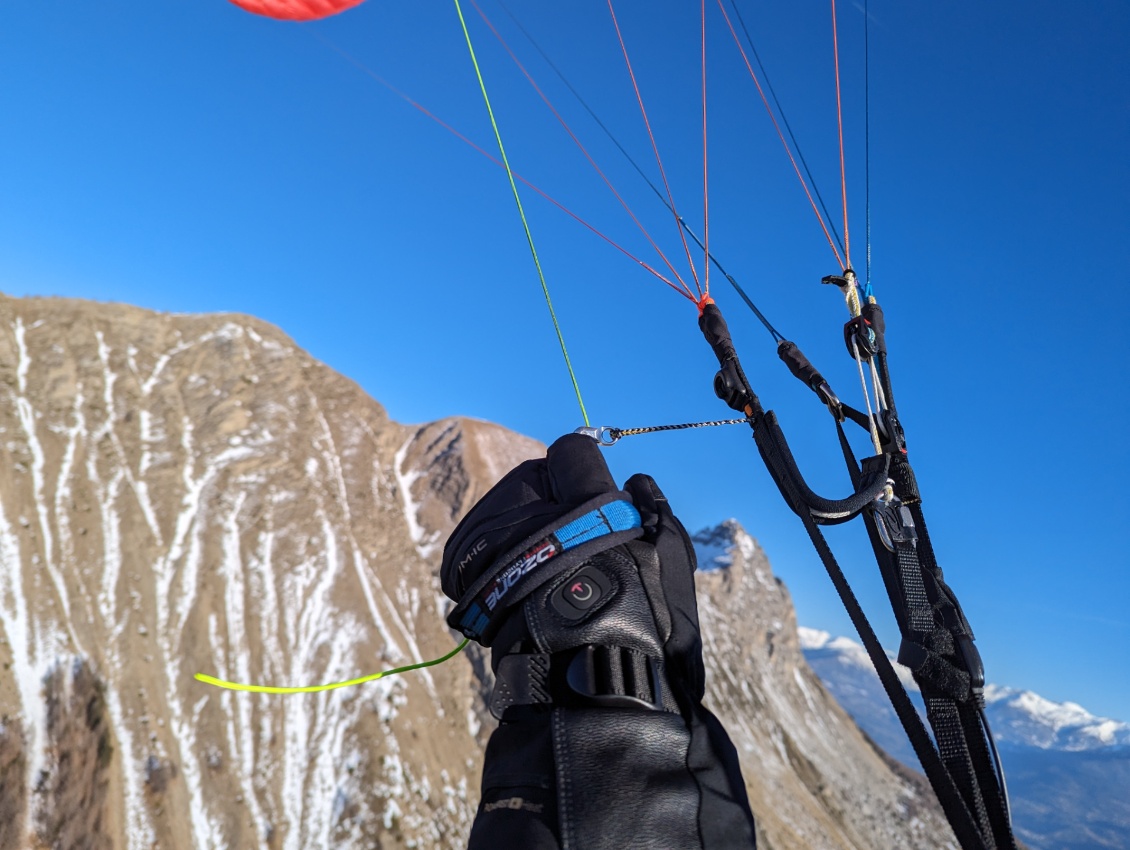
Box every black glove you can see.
[442,434,757,850]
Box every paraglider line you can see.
[470,0,695,300]
[495,0,670,209]
[864,0,873,297]
[717,0,844,269]
[831,0,852,269]
[494,3,788,341]
[309,32,688,299]
[701,0,711,297]
[194,639,471,694]
[723,0,845,261]
[454,0,590,426]
[607,0,703,300]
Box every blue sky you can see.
[1,1,1127,722]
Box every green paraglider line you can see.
[195,639,471,694]
[453,0,591,428]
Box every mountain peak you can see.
[984,685,1130,751]
[691,518,760,572]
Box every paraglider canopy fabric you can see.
[228,0,365,21]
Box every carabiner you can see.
[573,426,620,446]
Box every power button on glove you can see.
[551,566,612,619]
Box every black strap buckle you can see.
[564,645,666,712]
[489,645,669,718]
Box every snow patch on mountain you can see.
[984,685,1130,751]
[692,520,761,576]
[798,626,919,693]
[801,629,1129,753]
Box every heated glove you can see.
[441,433,757,850]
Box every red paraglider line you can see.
[313,35,692,301]
[470,0,695,301]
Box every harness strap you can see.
[796,506,999,850]
[860,438,1015,849]
[697,299,1017,850]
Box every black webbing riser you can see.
[886,514,1016,847]
[927,697,995,840]
[820,422,1009,848]
[962,702,1017,850]
[863,454,1017,849]
[794,508,995,850]
[701,299,1014,847]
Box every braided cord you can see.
[609,417,753,441]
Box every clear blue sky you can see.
[1,1,1127,722]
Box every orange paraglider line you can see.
[701,0,711,299]
[470,0,695,300]
[607,0,704,301]
[716,0,845,269]
[831,0,852,270]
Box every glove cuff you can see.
[447,493,644,645]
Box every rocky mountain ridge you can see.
[0,294,957,849]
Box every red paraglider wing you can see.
[228,0,365,21]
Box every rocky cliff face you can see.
[0,294,954,849]
[693,522,956,850]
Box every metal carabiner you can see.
[573,426,621,446]
[872,482,918,552]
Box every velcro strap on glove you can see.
[447,493,644,645]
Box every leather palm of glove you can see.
[441,434,756,850]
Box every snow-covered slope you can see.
[0,295,538,849]
[983,685,1130,751]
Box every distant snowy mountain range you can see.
[799,628,1130,752]
[796,626,1130,850]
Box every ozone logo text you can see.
[484,540,557,611]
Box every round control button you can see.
[551,566,612,619]
[567,580,595,604]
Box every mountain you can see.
[982,685,1130,752]
[799,628,1130,850]
[0,293,959,849]
[690,521,957,850]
